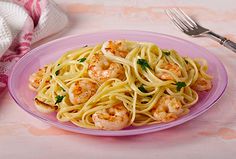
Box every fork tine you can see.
[166,9,189,31]
[166,8,210,37]
[171,8,195,29]
[165,10,185,31]
[176,8,198,28]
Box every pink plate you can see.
[8,30,228,136]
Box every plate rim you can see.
[8,30,228,136]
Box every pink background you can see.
[1,0,236,158]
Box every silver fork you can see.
[166,8,236,53]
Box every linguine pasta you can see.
[29,40,212,130]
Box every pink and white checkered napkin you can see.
[0,0,68,93]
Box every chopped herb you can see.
[78,57,86,63]
[138,85,148,93]
[55,95,64,104]
[138,85,152,97]
[55,70,60,76]
[176,82,186,92]
[162,50,170,56]
[61,86,65,92]
[137,59,151,72]
[83,45,88,47]
[55,64,61,75]
[50,75,52,79]
[184,59,189,64]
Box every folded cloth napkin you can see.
[0,0,68,93]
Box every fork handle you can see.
[222,39,236,53]
[205,31,236,53]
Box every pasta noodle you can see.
[28,40,212,130]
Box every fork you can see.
[166,8,236,53]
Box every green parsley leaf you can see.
[184,59,189,64]
[137,59,151,72]
[138,85,148,93]
[78,57,86,63]
[57,64,60,66]
[176,82,186,92]
[55,70,60,76]
[55,95,64,104]
[61,86,65,92]
[162,50,170,56]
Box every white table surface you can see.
[1,0,236,159]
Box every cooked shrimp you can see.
[152,95,184,122]
[88,53,125,83]
[102,40,130,58]
[29,66,49,91]
[191,77,212,91]
[156,63,181,80]
[34,97,57,113]
[68,80,98,105]
[92,104,129,130]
